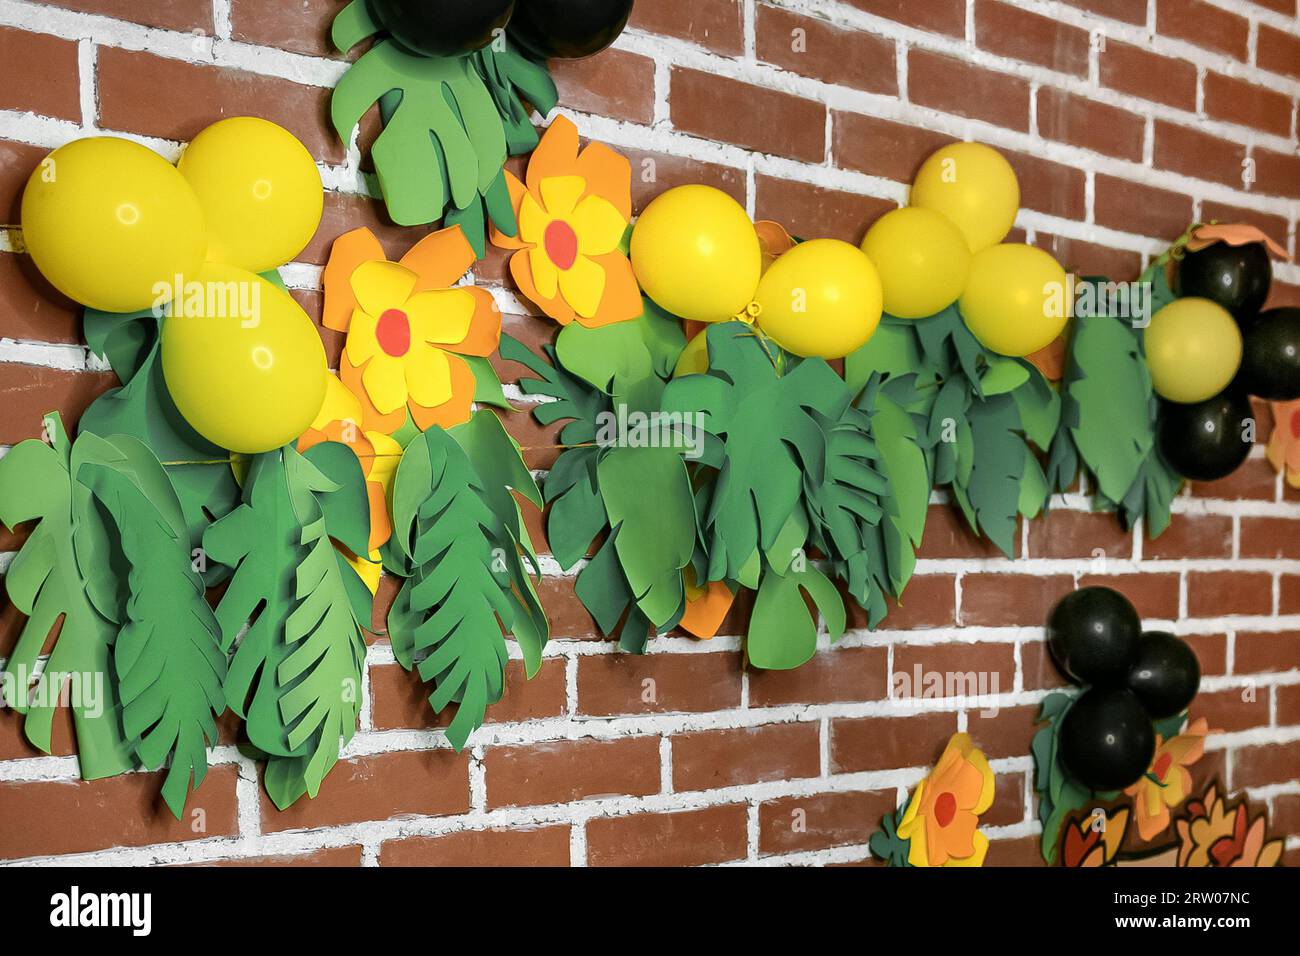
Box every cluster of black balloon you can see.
[1048,587,1200,791]
[368,0,634,59]
[1159,240,1300,481]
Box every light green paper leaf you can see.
[746,565,846,670]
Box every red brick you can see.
[1153,121,1248,189]
[867,573,958,630]
[380,826,571,866]
[670,67,826,163]
[629,0,744,56]
[1094,174,1195,241]
[0,139,44,223]
[830,712,957,772]
[550,49,656,125]
[1282,576,1300,616]
[844,0,966,37]
[984,771,1027,826]
[1058,0,1148,23]
[1026,509,1132,559]
[623,146,747,214]
[758,789,896,855]
[1199,201,1289,250]
[672,723,821,790]
[1074,572,1178,620]
[1273,792,1300,838]
[907,49,1032,131]
[0,767,238,860]
[960,574,1073,627]
[46,1,213,31]
[0,703,77,761]
[577,652,742,716]
[0,365,118,444]
[753,174,895,244]
[1035,235,1142,281]
[369,658,567,731]
[1099,40,1197,112]
[985,834,1046,866]
[748,646,889,707]
[202,846,364,867]
[586,803,749,866]
[920,505,1018,559]
[1157,0,1250,60]
[485,737,661,808]
[0,27,80,122]
[1192,686,1270,733]
[1204,73,1293,139]
[1022,640,1070,691]
[975,0,1091,76]
[1234,630,1300,674]
[1258,24,1300,81]
[1183,632,1229,677]
[1036,87,1146,162]
[535,575,602,640]
[1278,684,1300,726]
[0,249,84,345]
[1002,149,1087,221]
[1144,514,1233,560]
[892,642,1016,703]
[1187,571,1273,618]
[832,113,956,183]
[1233,740,1300,789]
[96,47,342,164]
[230,0,340,58]
[1240,517,1300,560]
[967,703,1039,760]
[261,750,470,832]
[1192,456,1279,503]
[756,6,896,95]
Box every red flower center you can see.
[1290,409,1300,440]
[933,790,957,827]
[1153,752,1173,782]
[376,308,410,357]
[544,219,579,270]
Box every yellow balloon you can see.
[630,185,761,323]
[674,330,709,377]
[910,142,1019,253]
[21,137,207,313]
[861,207,971,319]
[1144,297,1243,404]
[959,244,1068,357]
[755,239,883,360]
[178,117,323,274]
[161,263,328,454]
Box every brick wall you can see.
[1,0,1298,866]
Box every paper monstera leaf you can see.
[490,115,641,328]
[323,226,502,436]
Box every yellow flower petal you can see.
[311,374,364,431]
[944,830,989,867]
[365,431,403,487]
[406,289,475,346]
[539,175,586,218]
[518,191,549,245]
[897,782,924,841]
[347,546,383,596]
[404,343,453,409]
[558,253,607,319]
[350,260,419,317]
[573,193,628,256]
[361,353,408,415]
[531,246,560,299]
[345,308,380,367]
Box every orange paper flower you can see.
[1125,717,1209,842]
[1186,223,1288,259]
[322,226,501,435]
[1062,806,1130,867]
[896,733,995,866]
[1175,784,1283,867]
[490,115,640,328]
[1266,399,1300,489]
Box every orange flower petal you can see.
[755,220,795,272]
[401,224,477,292]
[366,479,392,551]
[526,115,581,196]
[408,353,476,430]
[323,228,386,332]
[579,252,643,328]
[452,287,504,356]
[1188,223,1289,259]
[509,248,576,325]
[488,172,530,250]
[574,139,633,220]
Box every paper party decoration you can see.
[489,115,640,327]
[870,733,995,867]
[369,0,516,57]
[508,0,635,59]
[1046,586,1141,687]
[1174,781,1283,867]
[1156,389,1253,482]
[331,0,558,252]
[1266,398,1300,487]
[1144,297,1243,404]
[323,226,502,435]
[1175,233,1273,322]
[959,243,1070,357]
[860,207,970,320]
[1124,717,1209,841]
[909,142,1019,253]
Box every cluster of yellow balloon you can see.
[630,185,882,361]
[866,142,1069,357]
[21,118,327,454]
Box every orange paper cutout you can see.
[677,571,736,639]
[1187,223,1289,260]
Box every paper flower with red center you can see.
[489,115,640,327]
[323,226,500,434]
[1175,784,1283,867]
[1125,717,1209,842]
[1266,399,1300,489]
[896,733,995,867]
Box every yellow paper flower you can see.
[490,115,640,327]
[1266,399,1300,489]
[1175,784,1283,867]
[1125,717,1208,842]
[897,733,995,867]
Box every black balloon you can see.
[1175,241,1272,324]
[370,0,515,57]
[1157,390,1253,482]
[1047,586,1142,687]
[1239,307,1300,401]
[507,0,634,59]
[1126,631,1200,719]
[1059,688,1157,791]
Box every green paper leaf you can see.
[980,358,1030,396]
[331,0,381,52]
[959,395,1024,557]
[845,318,924,394]
[464,354,510,409]
[746,565,846,670]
